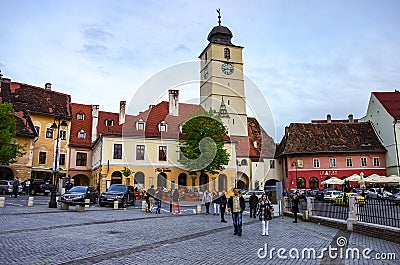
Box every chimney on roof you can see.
[327,114,332,123]
[149,105,155,109]
[119,101,126,125]
[348,114,354,123]
[45,83,52,90]
[395,89,399,92]
[168,90,179,116]
[92,105,99,142]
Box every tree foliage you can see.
[0,102,25,165]
[178,110,230,176]
[121,166,132,178]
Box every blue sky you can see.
[1,0,399,141]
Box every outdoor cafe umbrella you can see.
[322,177,344,185]
[383,175,400,184]
[345,174,362,182]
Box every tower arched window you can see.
[78,130,86,139]
[224,48,230,59]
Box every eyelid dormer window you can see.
[158,121,167,132]
[136,119,145,130]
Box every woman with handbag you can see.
[257,194,273,236]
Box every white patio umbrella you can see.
[345,174,361,182]
[322,177,344,185]
[384,175,400,184]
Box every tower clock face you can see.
[221,63,234,75]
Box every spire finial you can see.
[216,8,221,26]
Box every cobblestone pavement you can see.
[0,195,399,265]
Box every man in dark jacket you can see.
[147,185,156,212]
[249,192,259,218]
[227,188,246,236]
[219,190,227,223]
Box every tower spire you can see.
[216,8,221,26]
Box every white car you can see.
[242,190,264,202]
[367,188,392,199]
[324,191,342,201]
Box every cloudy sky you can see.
[1,0,399,141]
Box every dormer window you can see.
[158,121,167,132]
[77,113,85,120]
[78,130,86,139]
[224,48,230,59]
[105,120,114,126]
[136,119,145,130]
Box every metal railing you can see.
[357,198,400,228]
[311,199,348,220]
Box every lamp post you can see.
[49,117,68,208]
[292,161,298,190]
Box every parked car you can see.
[333,193,365,206]
[29,179,54,196]
[324,191,342,202]
[242,190,264,202]
[59,186,99,205]
[99,184,136,208]
[315,190,325,201]
[0,180,22,195]
[389,192,400,204]
[367,188,392,199]
[308,190,318,197]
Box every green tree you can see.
[0,102,25,165]
[121,166,132,179]
[178,110,230,179]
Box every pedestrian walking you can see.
[227,188,246,236]
[155,187,163,214]
[212,191,220,215]
[219,190,227,222]
[147,185,156,212]
[172,188,181,214]
[257,194,273,236]
[249,192,259,218]
[202,189,212,215]
[12,177,20,198]
[292,193,300,223]
[25,179,30,195]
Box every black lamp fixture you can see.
[49,116,68,208]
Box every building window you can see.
[76,152,87,166]
[297,177,306,188]
[34,126,40,136]
[309,177,319,189]
[77,113,85,120]
[106,120,114,126]
[137,121,145,130]
[373,157,380,167]
[241,159,247,166]
[205,52,207,61]
[136,145,145,160]
[297,159,304,168]
[159,146,167,161]
[46,128,53,139]
[59,154,66,166]
[346,158,353,167]
[361,157,367,167]
[113,144,122,159]
[159,122,167,132]
[313,158,320,168]
[78,130,86,139]
[39,152,46,164]
[224,48,230,59]
[60,130,67,140]
[270,160,275,169]
[329,158,336,168]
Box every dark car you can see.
[59,186,99,205]
[29,179,54,196]
[315,190,325,201]
[99,184,136,208]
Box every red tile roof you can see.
[69,103,93,147]
[373,91,400,120]
[0,79,72,137]
[276,122,386,155]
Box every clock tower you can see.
[199,11,248,136]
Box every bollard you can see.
[142,200,147,212]
[196,204,202,214]
[0,197,5,208]
[84,199,90,208]
[113,200,119,210]
[28,196,34,207]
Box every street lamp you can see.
[292,161,298,190]
[49,117,68,208]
